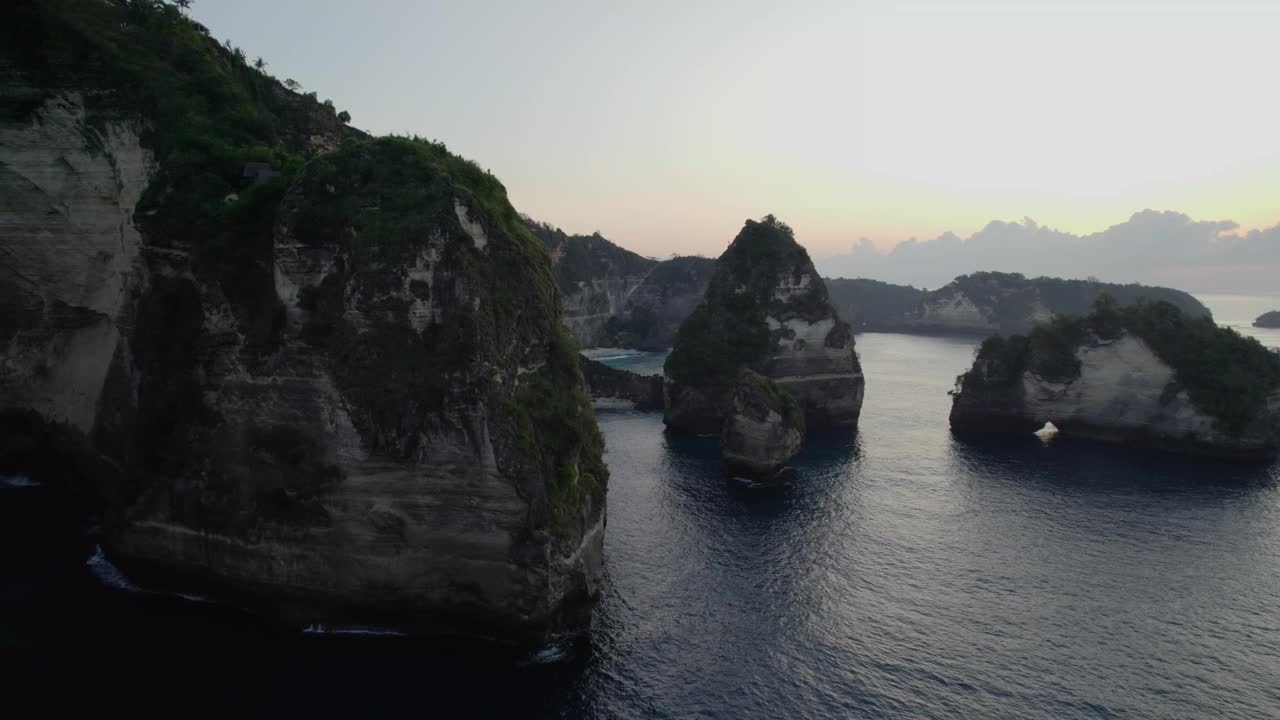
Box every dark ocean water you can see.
[4,302,1280,718]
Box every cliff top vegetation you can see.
[665,215,846,387]
[945,271,1211,324]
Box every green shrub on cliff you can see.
[958,297,1280,431]
[506,331,606,538]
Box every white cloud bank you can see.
[817,211,1280,294]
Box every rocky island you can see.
[664,215,865,444]
[949,298,1280,460]
[827,272,1210,335]
[2,1,605,643]
[1254,311,1280,329]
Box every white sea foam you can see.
[86,545,143,592]
[0,474,40,489]
[303,624,406,637]
[86,545,214,603]
[526,640,568,664]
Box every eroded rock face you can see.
[615,256,717,350]
[0,93,154,434]
[950,328,1280,460]
[109,138,609,643]
[664,216,865,434]
[908,288,1013,334]
[720,370,804,478]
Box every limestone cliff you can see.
[720,370,804,478]
[664,216,865,434]
[1,1,605,643]
[526,220,715,349]
[0,91,153,436]
[950,300,1280,460]
[825,272,1210,335]
[525,221,655,347]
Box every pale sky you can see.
[192,0,1280,263]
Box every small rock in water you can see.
[1034,422,1059,442]
[720,370,805,479]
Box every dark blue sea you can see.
[5,313,1280,717]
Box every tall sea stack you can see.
[663,216,865,434]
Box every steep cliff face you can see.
[825,272,1211,335]
[664,216,865,434]
[720,370,804,478]
[526,220,716,349]
[1,2,605,643]
[526,221,655,347]
[950,300,1280,460]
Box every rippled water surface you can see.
[569,334,1280,719]
[4,302,1280,718]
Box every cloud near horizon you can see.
[816,211,1280,295]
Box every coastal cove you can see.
[5,4,1280,717]
[5,297,1280,718]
